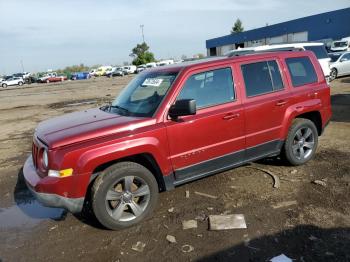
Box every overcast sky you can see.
[0,0,349,74]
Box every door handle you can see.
[275,100,287,106]
[223,113,240,120]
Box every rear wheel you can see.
[282,119,318,166]
[330,68,337,81]
[46,79,50,83]
[2,83,7,88]
[91,162,159,230]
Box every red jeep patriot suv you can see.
[24,51,331,230]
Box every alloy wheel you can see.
[292,127,315,160]
[105,176,150,222]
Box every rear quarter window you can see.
[286,57,318,87]
[304,45,329,59]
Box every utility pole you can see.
[140,24,145,43]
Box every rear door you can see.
[237,57,289,159]
[165,66,245,180]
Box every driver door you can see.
[165,66,245,180]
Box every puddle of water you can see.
[0,191,66,230]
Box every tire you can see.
[18,81,23,86]
[91,162,159,230]
[330,68,337,81]
[46,79,50,83]
[281,118,318,166]
[2,83,7,88]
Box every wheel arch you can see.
[295,111,322,136]
[91,153,167,193]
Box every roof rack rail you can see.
[227,47,304,57]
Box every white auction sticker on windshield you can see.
[142,78,163,87]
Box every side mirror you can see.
[340,58,348,62]
[169,99,196,119]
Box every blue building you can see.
[206,8,350,56]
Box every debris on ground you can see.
[185,190,190,198]
[312,179,327,187]
[207,207,214,211]
[181,244,194,253]
[246,166,280,188]
[49,225,58,232]
[168,207,174,213]
[290,169,298,175]
[182,220,198,230]
[131,241,146,253]
[270,254,293,262]
[194,191,218,199]
[195,214,207,221]
[309,235,318,241]
[166,235,176,244]
[272,200,298,209]
[209,214,247,230]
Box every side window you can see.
[286,57,318,87]
[341,53,350,61]
[178,68,235,108]
[241,60,284,97]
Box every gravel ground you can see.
[0,76,349,262]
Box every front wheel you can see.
[18,81,23,86]
[91,162,159,230]
[330,68,337,81]
[281,118,318,166]
[2,83,7,88]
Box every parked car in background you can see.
[89,69,97,77]
[123,65,137,74]
[145,62,157,69]
[46,75,67,83]
[25,76,38,84]
[95,66,113,77]
[71,72,90,80]
[227,43,331,79]
[1,77,24,88]
[157,60,174,66]
[23,50,331,230]
[136,65,146,73]
[38,72,58,83]
[108,67,125,77]
[330,37,350,52]
[329,51,350,80]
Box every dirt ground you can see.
[0,76,349,262]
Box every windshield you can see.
[329,53,342,62]
[333,41,347,48]
[109,70,178,117]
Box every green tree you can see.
[231,18,244,34]
[131,42,155,66]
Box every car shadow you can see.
[197,225,350,262]
[331,93,350,123]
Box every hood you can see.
[36,108,151,148]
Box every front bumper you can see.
[23,156,84,213]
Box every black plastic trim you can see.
[167,139,284,188]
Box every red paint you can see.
[23,51,332,202]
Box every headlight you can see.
[42,149,48,168]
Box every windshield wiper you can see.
[109,104,130,114]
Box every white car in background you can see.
[1,77,24,88]
[329,51,350,81]
[123,65,137,74]
[227,42,331,79]
[330,37,350,52]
